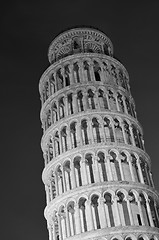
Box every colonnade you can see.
[47,190,159,240]
[45,150,153,201]
[40,57,130,105]
[43,86,136,131]
[43,114,144,163]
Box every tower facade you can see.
[39,28,159,240]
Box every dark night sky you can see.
[1,1,159,240]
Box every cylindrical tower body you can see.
[39,28,159,240]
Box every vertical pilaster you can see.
[74,203,81,234]
[85,200,94,231]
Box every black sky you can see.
[1,1,159,240]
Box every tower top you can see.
[48,27,113,63]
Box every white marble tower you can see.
[39,27,159,240]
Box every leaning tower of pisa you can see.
[39,27,159,240]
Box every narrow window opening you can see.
[77,90,84,111]
[137,214,142,225]
[81,119,89,145]
[73,62,80,83]
[92,117,101,143]
[93,61,101,81]
[87,89,95,109]
[64,65,70,86]
[84,61,91,82]
[98,89,108,109]
[104,117,115,142]
[85,153,94,183]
